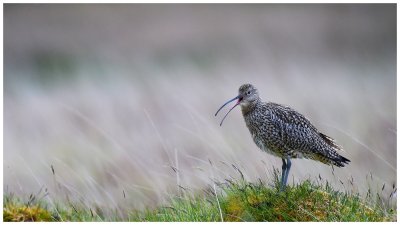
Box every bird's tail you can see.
[319,132,345,152]
[318,132,350,167]
[314,151,350,167]
[332,154,351,167]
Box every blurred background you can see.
[4,4,396,214]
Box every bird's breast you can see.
[244,111,282,157]
[251,132,282,157]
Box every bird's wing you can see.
[267,102,318,131]
[267,102,343,152]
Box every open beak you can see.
[215,95,242,126]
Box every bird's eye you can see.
[246,91,251,95]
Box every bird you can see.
[215,84,350,189]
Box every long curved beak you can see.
[215,95,241,126]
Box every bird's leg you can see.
[280,158,287,190]
[283,158,292,187]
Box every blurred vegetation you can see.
[33,51,78,84]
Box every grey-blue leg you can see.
[283,158,291,186]
[281,158,287,189]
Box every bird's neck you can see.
[241,98,261,116]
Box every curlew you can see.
[215,84,350,189]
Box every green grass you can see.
[3,173,396,222]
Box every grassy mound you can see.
[133,178,394,222]
[220,180,391,221]
[3,177,395,222]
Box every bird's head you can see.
[238,84,260,107]
[215,84,260,126]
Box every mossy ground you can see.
[3,174,396,222]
